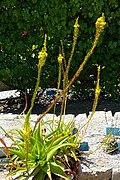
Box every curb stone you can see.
[112,168,120,180]
[78,168,112,180]
[0,90,20,100]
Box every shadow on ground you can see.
[0,96,120,116]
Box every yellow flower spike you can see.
[38,50,47,61]
[95,13,106,32]
[38,50,48,67]
[24,34,48,135]
[58,53,63,64]
[34,15,106,130]
[43,34,47,51]
[74,17,80,29]
[73,17,80,40]
[95,66,101,97]
[38,34,48,68]
[65,17,80,82]
[79,65,101,141]
[92,14,106,50]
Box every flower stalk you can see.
[34,14,106,130]
[23,35,47,170]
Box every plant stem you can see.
[34,33,101,130]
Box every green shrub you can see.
[0,0,119,98]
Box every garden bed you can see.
[0,112,120,179]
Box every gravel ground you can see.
[0,95,120,116]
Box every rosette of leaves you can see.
[7,118,79,180]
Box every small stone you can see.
[78,168,112,180]
[112,168,120,180]
[114,112,120,121]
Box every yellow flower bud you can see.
[38,34,48,68]
[38,50,47,60]
[73,17,80,39]
[95,66,101,96]
[58,53,63,64]
[74,17,80,29]
[38,49,48,67]
[96,13,106,32]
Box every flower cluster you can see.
[58,53,63,64]
[38,34,48,68]
[96,13,106,33]
[73,17,80,40]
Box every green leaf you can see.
[36,123,43,141]
[32,44,38,51]
[9,148,25,159]
[34,123,45,157]
[31,0,37,4]
[48,134,70,147]
[38,159,46,167]
[8,168,27,178]
[50,161,70,180]
[42,162,52,179]
[35,139,45,159]
[71,150,78,161]
[45,129,58,139]
[45,134,70,155]
[29,165,42,178]
[34,170,46,180]
[47,143,76,161]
